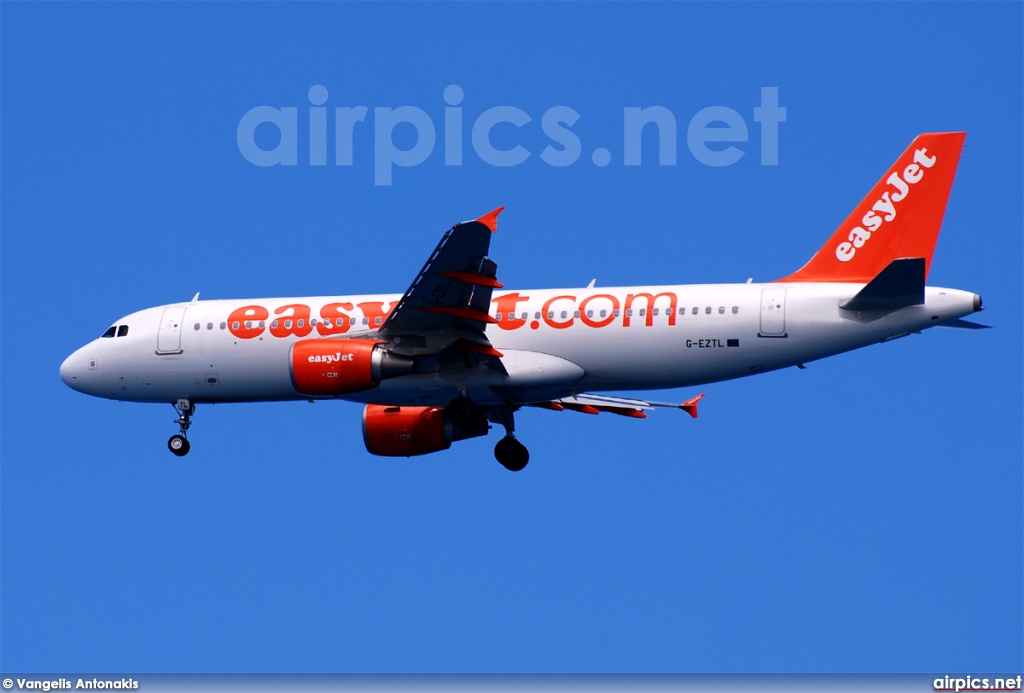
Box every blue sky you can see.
[2,2,1021,674]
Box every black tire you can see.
[168,435,190,457]
[448,396,485,431]
[494,436,529,472]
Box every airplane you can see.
[60,132,986,471]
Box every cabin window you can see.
[207,323,213,330]
[732,306,739,314]
[626,309,633,317]
[521,312,527,320]
[298,319,305,328]
[600,310,607,318]
[692,307,698,315]
[573,311,580,318]
[350,317,357,326]
[586,310,593,318]
[117,325,129,337]
[535,312,541,320]
[639,309,646,317]
[194,323,201,331]
[375,316,382,325]
[718,306,725,314]
[362,317,369,325]
[704,307,711,314]
[220,322,226,330]
[258,321,265,328]
[336,318,345,327]
[561,311,568,319]
[284,320,292,329]
[653,308,659,316]
[271,320,279,329]
[613,309,620,317]
[679,307,685,316]
[310,318,318,326]
[496,312,503,321]
[232,321,240,330]
[245,321,252,329]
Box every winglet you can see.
[680,393,705,419]
[475,206,505,232]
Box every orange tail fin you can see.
[778,132,965,283]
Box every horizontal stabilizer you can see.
[841,258,924,312]
[937,318,991,330]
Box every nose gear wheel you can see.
[168,399,194,457]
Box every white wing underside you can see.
[533,392,705,419]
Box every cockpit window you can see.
[117,325,129,337]
[101,326,117,338]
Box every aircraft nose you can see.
[60,352,83,391]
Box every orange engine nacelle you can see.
[291,339,382,396]
[361,404,489,457]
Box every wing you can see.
[379,207,505,358]
[529,393,706,419]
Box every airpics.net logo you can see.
[236,85,786,186]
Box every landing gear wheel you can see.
[168,399,195,457]
[168,434,190,457]
[494,435,529,472]
[449,395,485,431]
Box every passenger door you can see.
[759,288,787,337]
[157,307,186,354]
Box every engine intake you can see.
[290,339,414,396]
[362,404,488,457]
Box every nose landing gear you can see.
[168,399,194,457]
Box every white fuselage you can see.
[59,282,979,406]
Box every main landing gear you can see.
[489,404,530,472]
[451,396,530,471]
[168,399,194,457]
[494,435,529,472]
